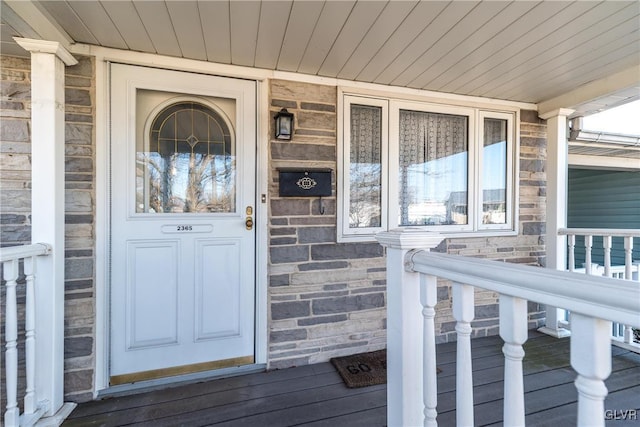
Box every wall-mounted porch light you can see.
[274,108,294,140]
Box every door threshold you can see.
[98,363,266,399]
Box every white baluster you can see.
[584,235,593,274]
[453,283,474,427]
[499,295,528,427]
[420,274,438,427]
[568,234,575,272]
[623,325,633,344]
[624,236,633,280]
[24,255,37,414]
[570,313,611,427]
[4,259,20,427]
[603,235,612,278]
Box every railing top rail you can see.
[0,243,52,263]
[559,228,640,238]
[408,251,640,327]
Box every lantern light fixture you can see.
[274,108,294,140]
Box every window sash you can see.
[397,109,469,227]
[339,93,517,241]
[341,96,388,237]
[477,111,514,230]
[389,101,476,232]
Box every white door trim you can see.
[93,52,269,396]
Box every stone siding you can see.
[1,56,31,246]
[1,59,548,396]
[267,78,548,367]
[62,56,96,403]
[0,55,32,412]
[0,54,96,403]
[268,80,387,369]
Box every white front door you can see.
[109,64,256,385]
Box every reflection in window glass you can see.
[350,105,382,228]
[136,101,235,213]
[482,118,507,224]
[399,110,468,226]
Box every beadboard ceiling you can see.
[2,0,639,111]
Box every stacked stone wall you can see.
[267,79,548,366]
[62,56,96,403]
[0,56,31,246]
[0,61,548,394]
[0,54,96,402]
[0,55,32,412]
[268,80,387,369]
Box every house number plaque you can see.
[161,224,213,234]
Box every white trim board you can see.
[569,154,640,171]
[538,65,640,117]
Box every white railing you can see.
[377,229,640,427]
[1,243,52,427]
[559,228,639,351]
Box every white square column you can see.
[14,38,77,419]
[538,108,574,338]
[376,229,443,427]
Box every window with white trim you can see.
[339,95,517,241]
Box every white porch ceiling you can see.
[2,0,639,110]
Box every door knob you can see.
[245,206,254,230]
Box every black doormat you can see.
[330,350,387,388]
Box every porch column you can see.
[538,108,574,338]
[376,229,443,427]
[14,38,77,418]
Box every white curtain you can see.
[349,105,382,228]
[399,110,468,225]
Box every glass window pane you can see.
[349,104,382,228]
[482,118,507,224]
[136,101,236,214]
[399,110,468,226]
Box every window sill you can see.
[338,228,519,243]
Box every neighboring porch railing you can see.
[559,228,639,351]
[377,229,640,427]
[1,243,59,427]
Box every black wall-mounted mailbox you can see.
[278,169,332,197]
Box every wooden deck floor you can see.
[64,332,640,426]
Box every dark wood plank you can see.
[209,388,386,427]
[436,366,577,413]
[132,384,386,427]
[437,366,640,426]
[67,363,336,419]
[298,406,387,427]
[491,385,640,427]
[63,333,640,427]
[65,368,346,426]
